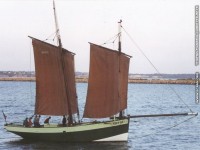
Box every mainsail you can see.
[83,43,131,118]
[31,37,78,116]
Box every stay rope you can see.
[121,25,193,113]
[29,39,34,117]
[134,115,196,139]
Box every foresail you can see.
[31,37,77,116]
[83,43,130,118]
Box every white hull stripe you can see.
[94,133,128,142]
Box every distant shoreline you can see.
[0,77,196,85]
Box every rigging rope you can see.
[43,31,58,42]
[29,40,33,107]
[134,115,196,139]
[121,26,193,113]
[100,33,119,46]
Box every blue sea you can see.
[0,81,199,150]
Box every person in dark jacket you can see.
[62,115,66,126]
[44,116,51,124]
[23,117,29,127]
[28,116,33,127]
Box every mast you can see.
[118,20,122,53]
[53,0,73,124]
[53,0,62,48]
[118,20,124,118]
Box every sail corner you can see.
[28,36,34,39]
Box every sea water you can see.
[0,81,199,150]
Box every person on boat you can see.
[37,115,41,127]
[28,116,33,127]
[33,115,41,127]
[33,115,37,127]
[44,116,51,124]
[62,115,66,126]
[23,117,29,127]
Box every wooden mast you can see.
[53,0,73,125]
[53,0,62,47]
[118,20,124,118]
[118,20,122,53]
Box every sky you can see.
[0,0,199,74]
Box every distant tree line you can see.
[0,71,195,79]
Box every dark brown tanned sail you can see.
[31,37,77,116]
[83,43,130,118]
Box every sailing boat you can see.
[4,2,131,142]
[4,1,197,142]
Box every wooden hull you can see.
[4,119,129,142]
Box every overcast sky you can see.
[0,0,199,74]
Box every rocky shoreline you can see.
[0,77,196,85]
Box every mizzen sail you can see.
[31,37,77,116]
[83,43,130,118]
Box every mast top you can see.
[53,0,62,48]
[118,20,122,53]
